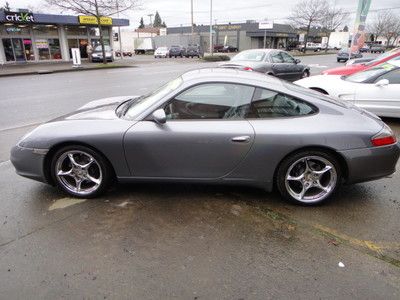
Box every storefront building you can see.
[0,10,129,63]
[165,22,298,52]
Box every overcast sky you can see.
[7,0,400,28]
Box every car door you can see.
[280,51,303,80]
[123,82,256,179]
[354,69,400,117]
[269,51,289,79]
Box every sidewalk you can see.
[0,59,137,77]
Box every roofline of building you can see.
[0,10,129,26]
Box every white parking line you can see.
[308,64,328,68]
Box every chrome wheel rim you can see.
[55,150,102,195]
[285,156,337,203]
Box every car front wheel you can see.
[301,70,310,78]
[276,150,342,205]
[50,145,113,198]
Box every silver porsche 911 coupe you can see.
[11,68,400,205]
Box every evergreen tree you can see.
[139,17,145,28]
[343,25,349,32]
[153,11,162,27]
[162,21,167,28]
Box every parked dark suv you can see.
[169,45,186,58]
[186,45,203,58]
[369,44,385,53]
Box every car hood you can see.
[219,60,263,69]
[322,64,365,75]
[50,96,137,122]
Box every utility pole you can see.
[209,0,213,55]
[147,14,154,27]
[116,0,122,59]
[191,0,194,44]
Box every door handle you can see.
[231,136,251,143]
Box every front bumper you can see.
[339,142,400,184]
[10,145,48,183]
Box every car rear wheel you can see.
[50,145,113,198]
[276,150,342,205]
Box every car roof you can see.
[181,68,283,87]
[239,49,277,54]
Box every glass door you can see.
[12,38,26,61]
[2,38,15,61]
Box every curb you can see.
[0,65,137,78]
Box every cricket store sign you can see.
[5,11,35,23]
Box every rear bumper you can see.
[10,145,48,183]
[339,143,400,184]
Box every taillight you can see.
[243,67,253,71]
[371,125,397,147]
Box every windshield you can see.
[365,50,399,66]
[94,45,111,52]
[124,77,183,119]
[345,63,396,83]
[231,50,265,62]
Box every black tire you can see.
[337,59,340,62]
[276,150,342,205]
[50,145,114,198]
[301,70,310,78]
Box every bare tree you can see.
[369,10,400,47]
[368,11,390,43]
[381,11,400,47]
[289,0,329,52]
[321,6,349,52]
[45,0,139,63]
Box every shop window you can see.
[68,39,88,59]
[23,39,34,61]
[1,24,31,36]
[49,39,62,59]
[35,38,62,60]
[65,26,88,36]
[88,26,110,37]
[33,25,59,36]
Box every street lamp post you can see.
[209,0,213,55]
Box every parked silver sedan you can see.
[11,69,399,205]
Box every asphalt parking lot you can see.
[0,54,399,299]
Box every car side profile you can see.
[219,49,310,81]
[295,59,400,118]
[11,69,399,205]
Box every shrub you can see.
[202,55,230,62]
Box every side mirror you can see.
[295,58,301,64]
[151,108,167,124]
[375,79,389,87]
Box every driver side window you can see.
[164,83,255,120]
[281,52,295,63]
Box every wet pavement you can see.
[0,55,399,299]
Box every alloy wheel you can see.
[55,150,103,196]
[284,156,337,203]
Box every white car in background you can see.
[295,59,400,118]
[154,47,170,58]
